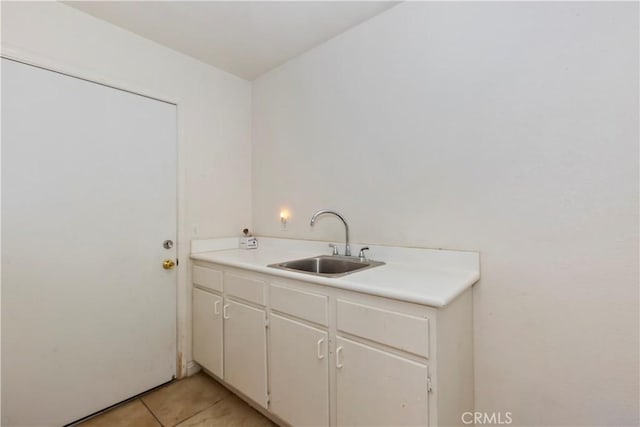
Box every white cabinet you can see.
[191,262,473,427]
[334,299,431,426]
[223,298,268,408]
[192,287,223,378]
[335,336,429,427]
[269,313,329,426]
[192,265,269,409]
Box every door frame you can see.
[0,46,191,379]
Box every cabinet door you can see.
[269,314,329,426]
[336,337,429,426]
[223,299,268,407]
[192,287,223,378]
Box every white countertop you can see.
[190,237,480,308]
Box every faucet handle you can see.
[358,247,370,261]
[328,243,339,256]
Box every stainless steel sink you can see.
[268,255,384,278]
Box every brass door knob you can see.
[163,259,176,270]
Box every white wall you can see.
[252,2,639,426]
[1,1,252,375]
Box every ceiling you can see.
[64,1,399,80]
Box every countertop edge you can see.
[191,252,479,308]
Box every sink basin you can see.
[268,255,384,278]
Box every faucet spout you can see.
[309,209,351,257]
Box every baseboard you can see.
[185,360,201,376]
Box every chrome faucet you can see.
[310,209,351,257]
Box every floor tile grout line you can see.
[79,373,274,427]
[170,395,229,427]
[140,398,164,426]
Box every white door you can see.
[223,299,268,407]
[192,287,223,378]
[269,313,329,426]
[335,337,429,427]
[1,58,177,426]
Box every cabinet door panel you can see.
[192,287,223,378]
[270,314,329,426]
[336,337,429,427]
[224,299,268,407]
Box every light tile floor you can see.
[79,373,276,427]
